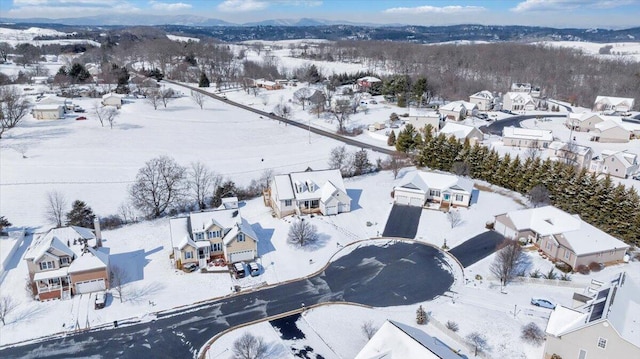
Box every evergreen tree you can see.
[387,130,396,146]
[68,63,91,83]
[395,124,420,153]
[198,72,210,88]
[0,216,11,233]
[66,200,96,228]
[352,149,372,176]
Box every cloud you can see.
[149,1,192,11]
[511,0,637,12]
[217,0,269,12]
[384,5,485,14]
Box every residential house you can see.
[511,82,541,97]
[546,141,593,169]
[266,169,351,218]
[469,90,495,111]
[170,208,259,267]
[438,122,484,146]
[356,76,381,93]
[565,112,604,132]
[439,101,477,121]
[593,96,635,112]
[24,224,109,301]
[591,120,630,143]
[102,93,123,108]
[502,92,537,112]
[544,272,639,359]
[32,104,65,120]
[494,205,629,269]
[502,126,553,148]
[405,113,442,133]
[393,170,473,210]
[255,79,283,90]
[355,320,464,359]
[589,150,638,179]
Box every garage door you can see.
[395,195,409,205]
[325,205,337,215]
[409,197,423,207]
[75,279,106,294]
[494,221,516,239]
[229,250,254,263]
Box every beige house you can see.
[565,112,603,132]
[591,120,630,143]
[24,225,109,301]
[494,205,629,269]
[589,150,638,179]
[170,208,259,267]
[502,92,537,112]
[393,170,473,210]
[544,272,639,359]
[439,101,477,121]
[546,141,593,169]
[593,96,635,112]
[438,122,484,146]
[502,126,553,148]
[101,93,123,108]
[265,169,351,218]
[32,104,65,120]
[469,90,494,111]
[405,113,441,133]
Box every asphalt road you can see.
[481,114,566,135]
[382,204,423,239]
[164,80,397,156]
[449,230,505,268]
[0,242,454,359]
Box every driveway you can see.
[0,241,454,359]
[449,231,505,268]
[480,114,566,135]
[381,204,422,239]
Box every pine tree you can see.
[416,305,427,325]
[198,72,210,88]
[387,130,396,146]
[0,216,11,233]
[66,200,96,228]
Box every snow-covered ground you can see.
[0,26,100,47]
[538,41,640,62]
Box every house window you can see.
[195,232,204,240]
[429,190,440,197]
[60,257,71,265]
[185,251,193,259]
[311,200,319,208]
[211,243,222,252]
[597,337,607,349]
[237,233,245,242]
[285,199,292,207]
[545,242,552,250]
[578,349,587,359]
[48,278,60,285]
[564,249,571,260]
[455,194,464,202]
[39,261,54,270]
[208,230,221,239]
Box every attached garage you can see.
[494,217,517,239]
[75,278,106,294]
[409,197,423,207]
[395,195,409,205]
[325,205,338,215]
[393,188,426,207]
[228,250,255,263]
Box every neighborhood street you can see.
[0,241,456,359]
[481,114,567,135]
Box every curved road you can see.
[481,114,567,135]
[164,80,397,156]
[0,241,455,359]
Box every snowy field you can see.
[538,41,640,62]
[0,27,100,47]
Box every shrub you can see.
[544,268,558,280]
[416,305,428,325]
[100,214,124,230]
[446,320,459,332]
[551,355,562,359]
[529,269,542,278]
[475,274,483,280]
[554,262,572,273]
[575,265,590,275]
[521,322,545,346]
[589,262,603,272]
[560,273,571,281]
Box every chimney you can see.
[94,217,102,248]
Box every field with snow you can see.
[0,26,100,47]
[538,40,640,62]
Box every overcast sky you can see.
[1,0,639,28]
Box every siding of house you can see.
[503,137,551,148]
[605,156,633,178]
[225,235,257,257]
[39,290,62,301]
[573,248,628,268]
[544,321,639,359]
[180,245,197,264]
[581,115,603,131]
[440,108,464,121]
[598,126,630,143]
[70,269,109,291]
[33,108,64,120]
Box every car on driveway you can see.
[632,174,640,181]
[248,262,260,277]
[232,262,246,278]
[531,298,556,309]
[76,116,87,121]
[95,291,107,309]
[183,262,198,272]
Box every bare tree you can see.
[332,98,352,133]
[191,90,205,110]
[447,211,462,228]
[528,184,550,208]
[187,162,221,210]
[466,332,488,357]
[328,146,348,175]
[0,42,11,63]
[273,102,292,120]
[118,202,136,224]
[490,239,526,288]
[452,161,470,176]
[446,320,459,332]
[13,143,28,158]
[109,265,128,303]
[160,88,174,108]
[362,320,377,339]
[146,89,160,110]
[129,156,186,218]
[0,86,31,138]
[232,332,268,359]
[94,103,118,129]
[521,322,545,346]
[46,190,67,227]
[259,169,274,190]
[0,295,17,325]
[558,142,579,166]
[287,219,319,247]
[525,140,541,160]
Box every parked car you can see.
[183,262,198,272]
[75,116,87,121]
[232,262,246,279]
[632,174,640,181]
[94,291,107,309]
[531,298,556,309]
[369,100,377,104]
[248,262,260,277]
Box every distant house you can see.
[469,90,494,111]
[356,320,464,359]
[546,141,593,169]
[102,93,123,108]
[439,101,477,121]
[565,112,604,132]
[502,92,537,112]
[544,272,640,359]
[393,170,473,210]
[356,76,381,93]
[32,104,65,120]
[170,208,259,267]
[589,150,638,179]
[593,96,635,112]
[591,120,630,143]
[405,113,442,133]
[255,79,283,90]
[494,205,629,269]
[265,169,351,218]
[438,122,484,146]
[510,82,541,97]
[502,126,553,148]
[24,225,109,301]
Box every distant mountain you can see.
[0,14,234,26]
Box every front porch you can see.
[33,268,71,301]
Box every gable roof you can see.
[601,150,638,169]
[502,126,553,142]
[440,101,467,112]
[25,226,96,261]
[397,171,473,194]
[439,122,482,140]
[594,96,635,108]
[222,218,258,245]
[288,169,349,201]
[547,141,592,156]
[68,247,109,273]
[470,90,493,100]
[594,119,627,132]
[170,208,258,247]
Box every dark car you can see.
[632,174,640,181]
[183,262,198,272]
[232,262,246,278]
[76,116,87,121]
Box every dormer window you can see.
[195,232,205,240]
[295,181,304,193]
[306,180,314,192]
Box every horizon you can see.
[0,0,639,29]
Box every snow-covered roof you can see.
[189,208,242,232]
[355,320,463,359]
[272,174,295,200]
[547,141,592,156]
[504,91,534,102]
[357,76,381,83]
[102,92,123,99]
[219,197,239,210]
[502,126,553,142]
[33,267,69,281]
[68,247,109,273]
[594,96,635,107]
[396,171,473,194]
[439,101,466,112]
[547,272,640,348]
[33,104,63,111]
[511,82,532,91]
[222,217,258,245]
[439,122,480,140]
[594,119,626,132]
[600,150,637,169]
[170,208,258,246]
[169,217,190,249]
[25,226,95,261]
[288,169,349,202]
[567,112,601,123]
[470,90,493,100]
[503,206,629,255]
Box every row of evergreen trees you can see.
[399,124,639,245]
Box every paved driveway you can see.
[382,204,422,239]
[449,231,505,268]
